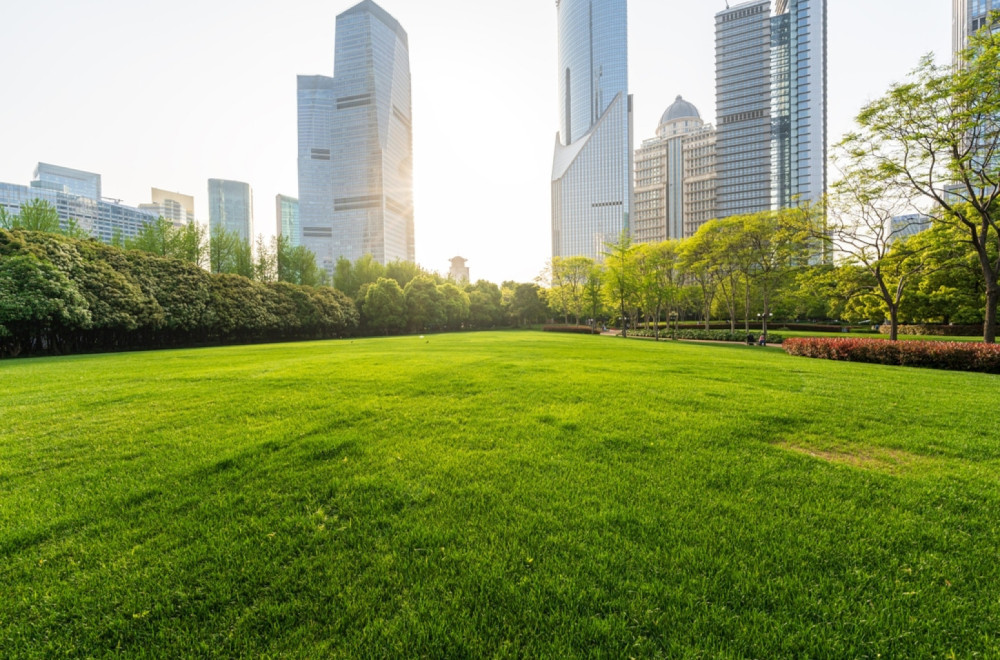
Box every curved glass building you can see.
[298,0,414,273]
[551,0,632,262]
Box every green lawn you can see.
[1,332,998,657]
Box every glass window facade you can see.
[276,194,300,247]
[552,0,632,262]
[297,0,413,274]
[208,179,253,242]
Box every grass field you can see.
[1,332,999,657]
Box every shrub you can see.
[878,324,983,337]
[543,324,600,335]
[629,329,785,344]
[783,337,1000,374]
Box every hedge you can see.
[543,324,600,335]
[877,323,983,337]
[783,337,1000,373]
[629,329,785,344]
[652,322,851,333]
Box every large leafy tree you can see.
[548,256,593,324]
[602,231,637,337]
[364,277,406,335]
[844,19,1000,341]
[403,276,445,332]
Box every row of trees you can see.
[0,229,357,358]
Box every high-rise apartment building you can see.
[139,188,195,227]
[551,0,633,261]
[208,179,253,242]
[276,194,300,247]
[955,0,998,64]
[634,96,705,243]
[715,0,826,218]
[297,0,414,273]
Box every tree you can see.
[466,280,503,329]
[509,283,547,327]
[583,264,606,329]
[680,232,718,330]
[364,277,406,335]
[277,236,324,287]
[403,275,445,332]
[438,282,470,330]
[548,256,593,324]
[844,21,1000,341]
[254,235,277,283]
[603,231,637,337]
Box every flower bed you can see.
[783,337,1000,373]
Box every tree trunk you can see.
[888,305,899,342]
[985,285,998,344]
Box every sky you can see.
[0,0,952,284]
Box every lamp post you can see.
[756,312,773,344]
[669,311,678,340]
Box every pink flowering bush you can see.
[783,337,1000,374]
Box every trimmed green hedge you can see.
[630,329,785,344]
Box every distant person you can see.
[758,334,766,346]
[746,332,754,346]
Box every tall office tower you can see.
[955,0,998,64]
[715,1,772,218]
[32,163,101,200]
[715,0,825,218]
[276,194,300,247]
[139,188,196,227]
[771,0,826,211]
[634,96,704,244]
[682,124,717,237]
[208,179,253,243]
[551,0,633,261]
[297,0,414,273]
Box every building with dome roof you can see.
[633,96,715,243]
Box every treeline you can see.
[0,229,356,358]
[545,208,996,341]
[0,225,553,358]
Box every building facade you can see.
[297,0,414,273]
[1,163,157,243]
[33,162,101,200]
[208,179,253,242]
[715,0,773,218]
[449,256,470,283]
[276,194,300,246]
[715,0,826,218]
[551,0,633,261]
[682,125,717,237]
[139,188,195,227]
[633,96,705,243]
[955,0,998,62]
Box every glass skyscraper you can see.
[276,194,300,247]
[208,179,253,243]
[715,0,826,218]
[297,0,414,273]
[715,0,773,218]
[955,0,998,64]
[551,0,633,262]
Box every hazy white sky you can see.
[0,0,950,283]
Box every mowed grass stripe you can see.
[1,332,998,657]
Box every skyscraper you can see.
[276,194,300,247]
[771,0,826,211]
[139,188,196,227]
[208,179,253,243]
[715,1,772,219]
[954,0,998,64]
[715,0,825,218]
[634,96,705,243]
[551,0,633,262]
[297,0,414,273]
